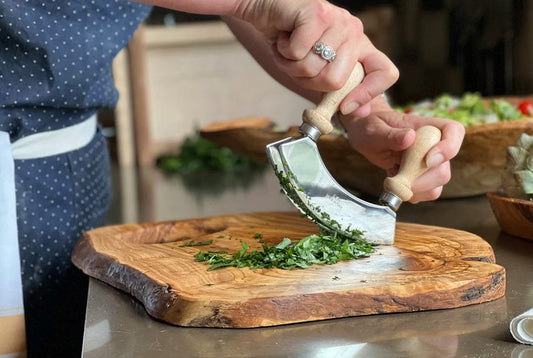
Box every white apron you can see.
[0,131,25,357]
[0,115,96,357]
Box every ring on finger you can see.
[313,41,336,62]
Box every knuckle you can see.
[326,74,346,90]
[427,187,443,201]
[356,87,375,106]
[360,119,382,137]
[437,164,452,185]
[454,120,466,136]
[298,65,321,78]
[350,15,364,33]
[313,1,330,23]
[388,65,400,83]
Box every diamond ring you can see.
[313,41,336,62]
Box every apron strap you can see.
[0,131,26,354]
[11,114,97,160]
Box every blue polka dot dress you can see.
[0,1,152,356]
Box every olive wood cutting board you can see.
[71,211,505,328]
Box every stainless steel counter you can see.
[81,166,533,357]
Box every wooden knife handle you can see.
[383,126,442,202]
[302,62,365,134]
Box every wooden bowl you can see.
[487,191,533,241]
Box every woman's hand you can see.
[340,109,465,203]
[140,0,398,116]
[231,0,399,118]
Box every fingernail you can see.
[426,152,444,168]
[340,102,359,115]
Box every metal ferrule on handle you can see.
[379,191,403,211]
[298,122,322,142]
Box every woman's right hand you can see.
[231,0,399,118]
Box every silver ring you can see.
[313,41,336,62]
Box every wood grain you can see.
[200,117,533,198]
[72,212,505,328]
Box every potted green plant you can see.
[487,133,533,240]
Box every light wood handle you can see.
[302,62,365,134]
[383,126,442,202]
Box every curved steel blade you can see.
[266,136,395,245]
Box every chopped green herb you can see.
[179,239,213,247]
[273,165,365,241]
[195,230,374,271]
[332,276,340,281]
[253,233,263,239]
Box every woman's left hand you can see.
[340,110,465,203]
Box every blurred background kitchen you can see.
[100,0,533,224]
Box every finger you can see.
[409,186,444,204]
[274,33,355,90]
[275,6,330,61]
[342,115,416,170]
[409,162,451,202]
[275,31,345,80]
[302,40,357,88]
[390,114,465,168]
[308,21,351,65]
[424,120,465,167]
[351,102,372,118]
[339,43,399,115]
[276,25,325,61]
[345,116,415,152]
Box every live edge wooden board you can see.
[71,212,505,328]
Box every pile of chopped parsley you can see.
[194,230,375,271]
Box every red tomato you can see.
[517,100,533,116]
[404,107,412,114]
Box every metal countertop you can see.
[81,166,533,357]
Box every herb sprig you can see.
[157,132,264,174]
[273,165,364,241]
